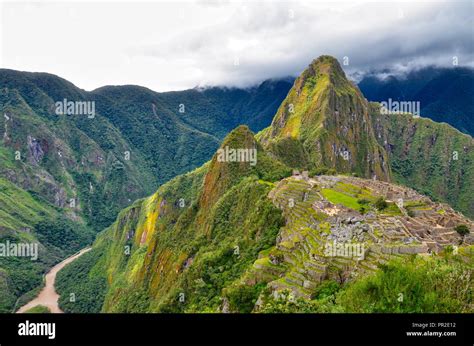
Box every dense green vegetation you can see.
[0,181,93,313]
[0,269,16,312]
[374,197,388,211]
[5,56,473,314]
[160,178,285,312]
[337,255,472,313]
[0,177,56,231]
[308,166,337,176]
[0,69,291,231]
[56,127,290,313]
[35,219,94,257]
[56,248,107,313]
[0,74,157,232]
[0,255,44,312]
[106,128,288,312]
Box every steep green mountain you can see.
[88,85,220,185]
[359,67,474,136]
[259,56,390,181]
[55,56,473,313]
[0,172,94,312]
[0,69,291,312]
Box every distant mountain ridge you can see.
[358,66,474,136]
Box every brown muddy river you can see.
[17,247,91,313]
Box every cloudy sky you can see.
[1,0,472,91]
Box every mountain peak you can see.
[198,124,291,216]
[296,55,351,94]
[259,55,390,181]
[199,125,258,211]
[307,55,344,76]
[220,125,255,147]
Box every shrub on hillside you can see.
[374,197,388,211]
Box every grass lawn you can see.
[321,188,360,210]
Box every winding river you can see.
[16,247,91,313]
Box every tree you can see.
[455,224,470,239]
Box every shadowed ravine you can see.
[16,247,92,313]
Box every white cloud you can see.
[1,0,472,91]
